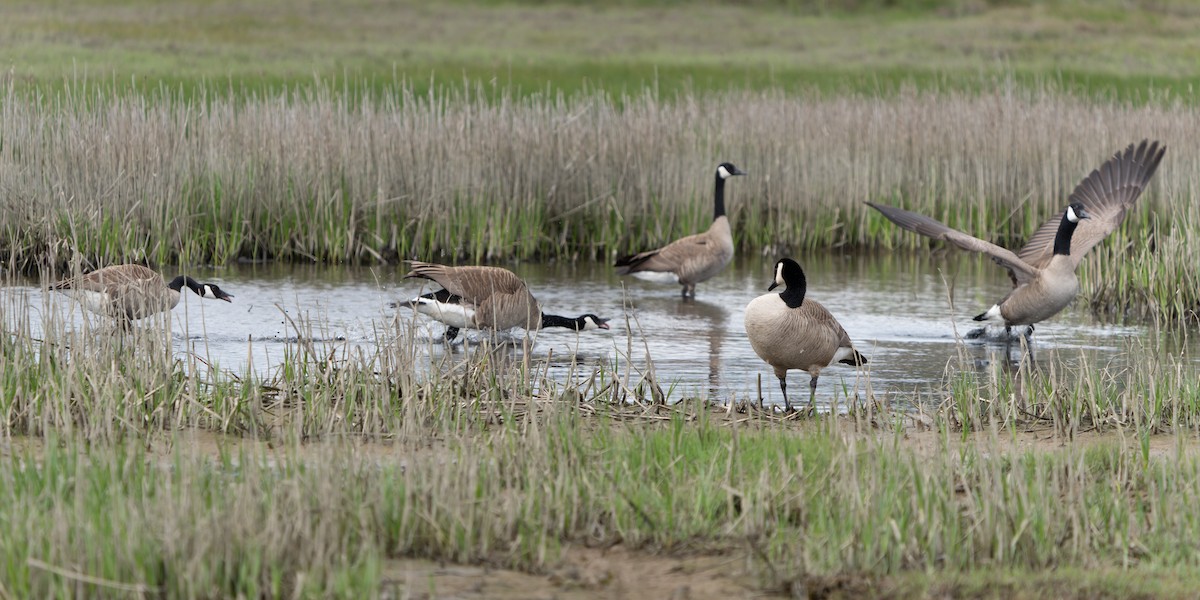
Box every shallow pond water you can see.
[4,253,1196,410]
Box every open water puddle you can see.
[3,253,1195,410]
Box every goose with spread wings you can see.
[867,139,1165,335]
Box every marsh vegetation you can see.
[0,261,1199,597]
[5,0,1200,597]
[3,83,1198,322]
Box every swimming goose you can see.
[401,261,610,341]
[615,162,746,298]
[867,139,1165,335]
[744,258,867,412]
[53,264,234,325]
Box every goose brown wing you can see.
[647,231,719,273]
[615,229,714,274]
[405,261,539,329]
[1018,140,1166,270]
[867,201,1039,284]
[53,264,162,293]
[405,262,525,303]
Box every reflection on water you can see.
[2,253,1195,411]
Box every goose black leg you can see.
[807,375,819,415]
[778,377,792,413]
[443,327,460,343]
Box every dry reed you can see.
[1,81,1196,317]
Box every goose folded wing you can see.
[649,232,715,265]
[405,263,524,303]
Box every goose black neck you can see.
[713,173,727,220]
[779,269,807,309]
[541,313,582,330]
[167,275,202,295]
[1052,211,1081,256]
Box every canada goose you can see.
[52,264,234,325]
[401,261,610,341]
[867,139,1165,335]
[744,258,867,412]
[614,162,746,298]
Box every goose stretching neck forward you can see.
[53,264,234,325]
[867,139,1165,336]
[744,258,867,412]
[615,162,746,298]
[401,261,610,341]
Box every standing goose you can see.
[615,162,746,298]
[744,258,867,412]
[867,139,1165,336]
[53,264,234,326]
[401,261,610,341]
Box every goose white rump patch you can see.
[631,271,681,285]
[410,298,475,328]
[67,290,113,315]
[977,304,1004,323]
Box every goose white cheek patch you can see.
[717,165,731,179]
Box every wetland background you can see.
[4,0,1200,598]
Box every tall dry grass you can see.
[1,80,1196,319]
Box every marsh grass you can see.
[10,387,1200,596]
[4,278,1200,595]
[2,81,1197,319]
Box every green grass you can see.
[9,411,1200,596]
[0,286,1198,596]
[6,0,1200,100]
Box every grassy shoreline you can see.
[0,281,1198,596]
[9,411,1200,597]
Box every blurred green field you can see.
[5,0,1200,99]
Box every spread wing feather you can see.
[1017,140,1166,270]
[866,201,1039,284]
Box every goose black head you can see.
[204,283,234,302]
[169,276,234,302]
[1065,202,1091,223]
[541,313,611,331]
[767,258,807,308]
[580,314,610,331]
[716,162,747,180]
[767,258,803,291]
